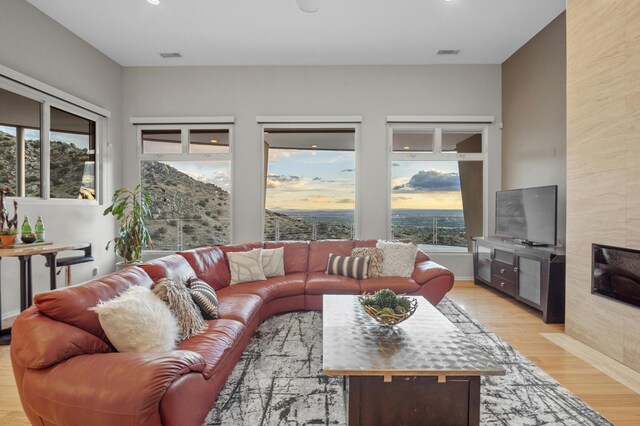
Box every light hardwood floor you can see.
[1,280,639,425]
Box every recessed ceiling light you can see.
[147,0,160,5]
[297,0,320,13]
[159,52,182,58]
[311,144,318,148]
[210,139,218,143]
[403,146,411,150]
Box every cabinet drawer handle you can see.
[500,282,505,287]
[500,268,505,274]
[514,267,518,272]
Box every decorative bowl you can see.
[358,294,418,326]
[21,234,37,244]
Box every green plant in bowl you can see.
[21,232,37,244]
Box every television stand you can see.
[472,237,566,324]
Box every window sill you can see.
[7,197,101,207]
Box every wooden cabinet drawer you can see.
[490,275,516,296]
[491,261,516,282]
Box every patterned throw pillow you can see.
[326,253,370,280]
[376,241,418,277]
[227,249,267,284]
[352,247,383,278]
[187,277,219,320]
[152,278,207,340]
[260,247,285,278]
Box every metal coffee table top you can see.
[322,295,505,378]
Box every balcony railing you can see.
[147,218,230,251]
[264,215,354,241]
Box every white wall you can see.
[0,0,123,320]
[123,65,502,278]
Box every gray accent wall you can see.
[0,0,122,318]
[123,65,503,278]
[501,12,566,244]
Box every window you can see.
[262,127,356,241]
[137,124,232,251]
[389,125,486,252]
[0,83,102,201]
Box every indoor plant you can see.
[0,228,18,247]
[103,184,154,264]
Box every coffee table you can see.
[322,294,505,426]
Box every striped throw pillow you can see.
[187,277,219,320]
[326,254,370,280]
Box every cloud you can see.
[392,196,412,201]
[341,168,355,173]
[313,177,322,181]
[392,163,400,167]
[267,173,302,189]
[393,169,460,193]
[336,198,354,204]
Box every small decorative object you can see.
[21,232,36,244]
[103,184,154,264]
[35,215,45,242]
[358,288,418,326]
[0,228,18,247]
[0,188,19,246]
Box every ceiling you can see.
[25,0,565,67]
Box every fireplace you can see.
[592,244,640,309]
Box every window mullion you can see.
[41,101,51,200]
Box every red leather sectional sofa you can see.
[10,239,454,426]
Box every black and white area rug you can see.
[205,298,612,425]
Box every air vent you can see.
[437,50,460,55]
[159,52,182,58]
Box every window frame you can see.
[135,121,234,253]
[258,119,362,241]
[387,121,490,251]
[0,75,106,205]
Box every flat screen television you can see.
[495,185,557,246]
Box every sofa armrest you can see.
[21,350,206,426]
[412,260,454,285]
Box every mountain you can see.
[142,161,353,249]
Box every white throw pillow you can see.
[91,286,177,353]
[376,240,419,277]
[260,247,285,278]
[228,249,267,284]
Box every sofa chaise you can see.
[10,239,454,426]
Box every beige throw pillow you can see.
[376,240,418,277]
[352,247,383,278]
[152,278,207,340]
[261,247,285,278]
[228,249,267,284]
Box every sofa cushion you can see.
[34,266,152,341]
[264,241,310,274]
[92,286,178,353]
[220,242,264,259]
[326,254,370,280]
[305,272,360,295]
[308,240,354,272]
[359,277,421,295]
[179,247,230,290]
[377,241,418,277]
[261,247,285,278]
[178,319,245,379]
[217,273,306,303]
[354,239,377,248]
[228,249,267,284]
[187,278,219,319]
[215,293,262,326]
[139,254,198,284]
[152,278,207,340]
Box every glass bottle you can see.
[35,215,45,242]
[21,216,32,236]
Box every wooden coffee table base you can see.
[347,375,480,426]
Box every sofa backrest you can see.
[178,246,230,290]
[34,266,153,342]
[263,241,310,274]
[308,240,355,272]
[138,253,199,284]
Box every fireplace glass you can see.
[592,244,640,309]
